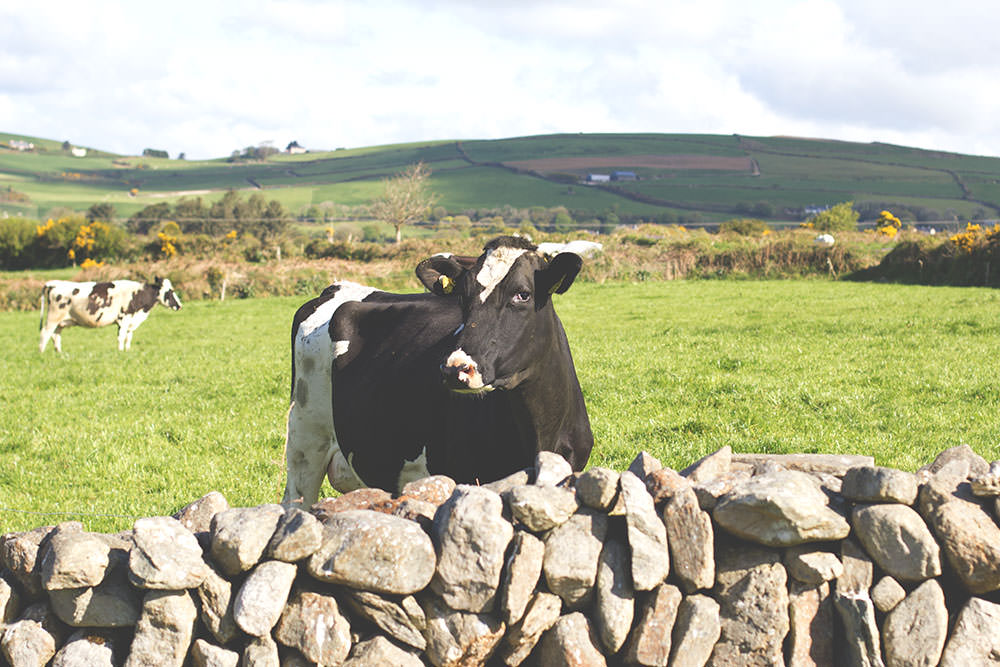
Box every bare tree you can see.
[371,161,438,243]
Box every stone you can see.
[670,594,721,667]
[498,531,545,626]
[623,583,681,667]
[385,497,439,529]
[233,560,297,637]
[124,590,197,667]
[689,469,750,511]
[870,576,906,613]
[48,561,142,628]
[534,451,573,486]
[1,525,59,597]
[575,467,620,511]
[1,602,63,667]
[208,504,285,576]
[241,634,279,667]
[783,545,843,586]
[342,635,424,667]
[731,452,875,476]
[851,503,941,581]
[306,509,436,595]
[401,474,457,506]
[709,542,788,666]
[128,516,208,589]
[787,581,833,667]
[680,445,732,483]
[421,595,505,667]
[841,466,918,504]
[543,508,609,609]
[920,444,989,479]
[619,471,670,591]
[172,491,228,548]
[537,612,607,667]
[644,467,690,505]
[713,469,850,547]
[196,565,237,644]
[970,461,1000,497]
[919,482,1000,593]
[838,538,874,593]
[662,485,715,592]
[593,538,634,654]
[0,571,20,624]
[342,589,425,650]
[51,631,118,667]
[311,488,392,521]
[264,507,322,562]
[505,484,579,532]
[499,592,562,666]
[939,597,1000,666]
[39,527,109,591]
[832,592,884,667]
[481,469,532,495]
[431,485,513,612]
[189,638,239,667]
[274,589,352,665]
[627,450,662,482]
[883,579,947,667]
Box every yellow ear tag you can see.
[548,276,565,294]
[439,275,454,294]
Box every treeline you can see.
[127,191,288,238]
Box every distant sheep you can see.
[814,233,836,247]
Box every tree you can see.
[808,201,858,232]
[86,203,116,222]
[370,162,438,243]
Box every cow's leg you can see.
[117,323,128,351]
[39,326,53,353]
[52,325,65,354]
[283,402,339,505]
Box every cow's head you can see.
[418,236,582,393]
[154,277,182,311]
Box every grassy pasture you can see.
[1,279,998,535]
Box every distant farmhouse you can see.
[70,147,87,157]
[286,141,306,155]
[611,170,637,182]
[8,140,34,151]
[587,173,610,183]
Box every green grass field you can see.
[2,280,999,534]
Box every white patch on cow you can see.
[476,246,528,302]
[333,339,350,358]
[328,446,366,494]
[396,447,430,492]
[445,348,489,390]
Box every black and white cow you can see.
[283,236,593,504]
[39,278,182,353]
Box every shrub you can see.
[807,201,859,232]
[719,218,771,236]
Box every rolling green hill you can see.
[3,131,1000,225]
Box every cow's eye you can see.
[512,290,531,304]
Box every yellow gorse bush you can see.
[80,257,105,268]
[157,231,178,257]
[949,222,999,253]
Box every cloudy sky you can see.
[2,0,999,160]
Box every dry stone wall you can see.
[3,444,1000,666]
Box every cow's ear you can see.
[416,255,474,296]
[537,252,582,296]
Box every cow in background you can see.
[39,278,182,352]
[284,236,593,504]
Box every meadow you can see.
[1,279,998,534]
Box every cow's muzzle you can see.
[442,349,492,392]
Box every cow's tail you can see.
[39,285,49,330]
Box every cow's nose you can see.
[441,363,467,389]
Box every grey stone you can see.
[421,595,505,667]
[499,592,562,666]
[265,507,322,562]
[274,589,352,666]
[505,484,579,532]
[196,565,237,644]
[311,488,392,520]
[627,451,663,482]
[593,539,634,654]
[0,571,20,624]
[783,545,843,586]
[51,631,118,667]
[619,471,670,591]
[970,461,1000,497]
[128,516,207,589]
[710,542,788,666]
[920,444,989,479]
[670,594,721,667]
[48,562,142,628]
[787,581,833,667]
[833,592,884,667]
[401,595,426,630]
[498,531,545,626]
[124,590,197,667]
[883,579,947,667]
[342,635,424,667]
[1,602,63,667]
[623,583,681,667]
[644,467,691,505]
[431,485,513,612]
[919,481,1000,593]
[537,612,607,667]
[575,467,620,511]
[852,503,941,581]
[241,634,279,667]
[838,538,874,593]
[871,576,906,613]
[342,589,426,650]
[307,509,436,595]
[691,469,751,511]
[543,508,609,609]
[481,469,532,495]
[208,504,285,576]
[535,451,573,486]
[680,445,732,483]
[662,484,715,592]
[189,638,239,667]
[173,491,229,548]
[401,474,457,506]
[842,466,918,504]
[713,469,850,547]
[39,528,109,591]
[388,497,439,529]
[731,452,875,476]
[1,525,60,597]
[939,597,1000,666]
[233,560,297,637]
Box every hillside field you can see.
[1,280,998,534]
